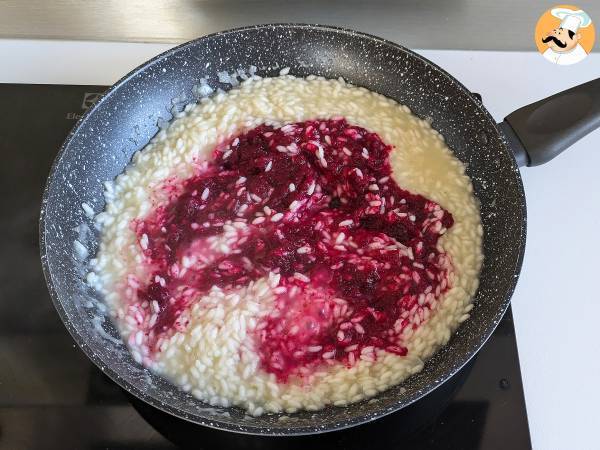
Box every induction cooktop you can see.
[0,83,531,450]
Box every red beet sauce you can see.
[134,118,453,381]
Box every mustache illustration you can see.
[542,35,567,48]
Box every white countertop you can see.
[2,39,599,450]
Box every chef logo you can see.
[535,5,595,65]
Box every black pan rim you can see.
[39,23,527,435]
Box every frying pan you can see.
[39,24,600,435]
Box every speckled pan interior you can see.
[39,24,526,435]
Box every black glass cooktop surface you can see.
[0,83,531,450]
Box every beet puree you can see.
[135,118,453,381]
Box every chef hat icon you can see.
[551,7,592,33]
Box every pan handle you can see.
[498,77,600,167]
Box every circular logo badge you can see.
[535,5,595,65]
